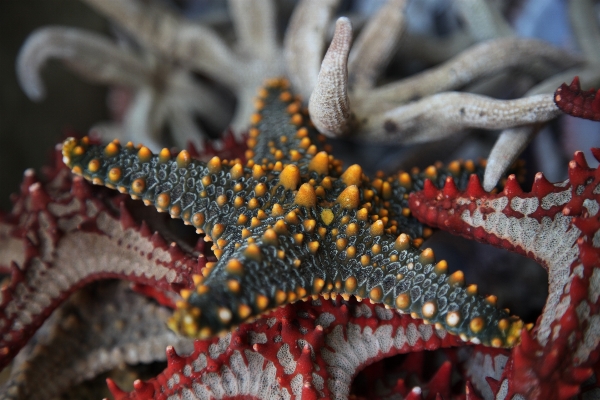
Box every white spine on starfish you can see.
[459,195,580,345]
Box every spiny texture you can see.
[0,146,204,370]
[0,281,193,400]
[62,79,523,348]
[107,297,465,400]
[554,76,600,121]
[409,148,600,399]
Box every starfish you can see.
[61,78,524,349]
[410,145,600,398]
[106,296,466,400]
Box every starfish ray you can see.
[62,78,524,348]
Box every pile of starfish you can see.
[2,0,600,399]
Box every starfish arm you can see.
[0,281,193,399]
[453,0,513,40]
[0,155,202,370]
[308,18,354,138]
[554,76,600,121]
[167,70,232,138]
[360,92,560,144]
[16,26,150,101]
[228,0,278,59]
[569,0,600,64]
[347,0,407,90]
[110,298,466,400]
[80,0,238,87]
[409,150,600,399]
[121,87,164,151]
[483,126,537,192]
[363,38,580,112]
[484,69,600,191]
[283,0,341,100]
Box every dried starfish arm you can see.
[0,153,203,370]
[453,0,513,41]
[361,38,580,112]
[0,281,193,400]
[484,0,600,192]
[228,0,278,59]
[283,0,340,100]
[360,92,560,144]
[347,0,407,90]
[108,297,467,399]
[569,0,600,64]
[16,26,151,101]
[309,17,353,137]
[409,150,600,399]
[62,79,524,349]
[80,0,239,86]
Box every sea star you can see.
[3,1,600,398]
[61,78,524,348]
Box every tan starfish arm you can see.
[81,0,238,86]
[360,92,560,143]
[347,0,407,90]
[283,0,340,100]
[229,0,278,59]
[16,26,150,101]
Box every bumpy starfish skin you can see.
[107,297,465,400]
[0,148,204,370]
[409,149,600,399]
[61,79,523,349]
[554,76,600,121]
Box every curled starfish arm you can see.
[363,38,579,112]
[80,0,238,86]
[0,281,193,399]
[228,0,278,59]
[309,24,573,141]
[0,154,202,370]
[347,0,407,90]
[110,298,468,400]
[361,92,560,144]
[16,26,150,101]
[283,0,340,100]
[409,150,600,399]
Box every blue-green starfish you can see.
[62,78,523,347]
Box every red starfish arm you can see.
[554,76,600,121]
[408,150,600,399]
[0,158,203,370]
[108,298,467,400]
[1,281,193,399]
